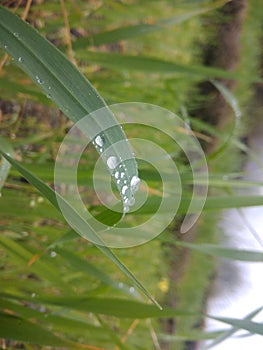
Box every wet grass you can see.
[0,1,263,349]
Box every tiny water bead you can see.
[114,171,120,179]
[123,205,129,213]
[50,251,57,258]
[36,75,44,84]
[129,287,135,294]
[18,56,23,63]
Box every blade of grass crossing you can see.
[0,149,160,308]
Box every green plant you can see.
[1,2,263,349]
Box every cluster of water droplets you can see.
[92,132,140,214]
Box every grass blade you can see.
[0,5,138,210]
[176,242,263,262]
[73,1,229,49]
[0,312,71,347]
[77,51,254,81]
[1,293,193,319]
[205,307,263,349]
[208,315,263,336]
[0,149,160,308]
[0,136,13,195]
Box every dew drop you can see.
[4,44,7,49]
[29,199,36,208]
[50,251,57,258]
[117,179,121,185]
[129,287,135,294]
[94,135,104,147]
[114,171,120,179]
[120,172,125,179]
[46,93,51,99]
[123,205,129,213]
[31,292,36,298]
[127,197,135,206]
[107,156,118,170]
[36,75,44,84]
[99,148,103,153]
[118,282,124,288]
[121,185,128,195]
[37,196,44,203]
[13,32,19,38]
[18,56,23,63]
[130,176,140,193]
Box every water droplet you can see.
[94,135,104,147]
[107,156,118,170]
[121,185,128,195]
[46,93,51,99]
[18,56,23,63]
[123,205,129,213]
[127,197,135,206]
[36,75,44,84]
[37,196,44,203]
[31,292,36,298]
[129,287,135,293]
[124,180,127,184]
[130,176,140,193]
[4,44,7,49]
[13,32,19,38]
[120,172,125,179]
[50,251,57,258]
[118,282,124,288]
[114,171,120,179]
[29,199,36,208]
[117,179,120,185]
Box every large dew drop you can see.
[130,176,140,193]
[94,135,104,147]
[121,185,128,195]
[107,156,118,170]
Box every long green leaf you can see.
[0,298,125,347]
[73,1,228,49]
[77,51,254,81]
[205,307,263,349]
[209,315,263,336]
[1,293,193,319]
[0,5,138,211]
[0,312,71,347]
[176,242,263,262]
[0,136,13,195]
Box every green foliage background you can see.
[0,0,263,349]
